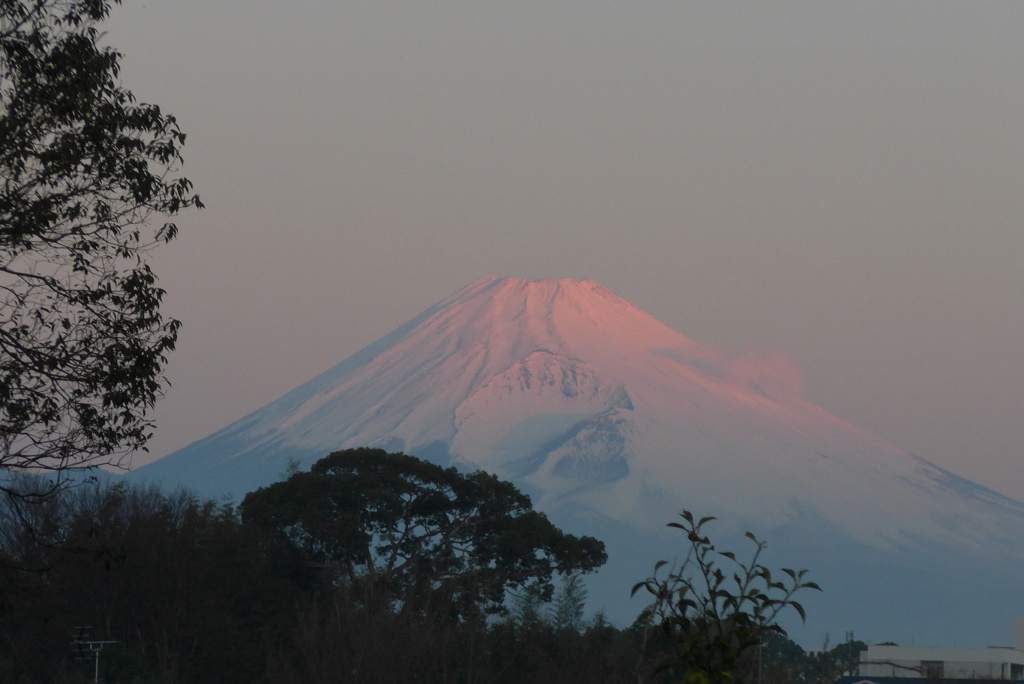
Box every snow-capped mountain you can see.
[132,275,1024,645]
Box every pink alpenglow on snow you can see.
[135,276,1024,553]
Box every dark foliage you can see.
[0,482,303,683]
[0,454,832,683]
[240,448,607,620]
[633,511,821,684]
[0,0,202,498]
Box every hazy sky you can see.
[105,2,1024,500]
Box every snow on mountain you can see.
[132,275,1024,644]
[135,275,1024,546]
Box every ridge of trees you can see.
[0,449,847,684]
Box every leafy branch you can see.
[632,511,820,684]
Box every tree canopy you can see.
[240,448,607,619]
[0,473,834,683]
[0,0,201,496]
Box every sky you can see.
[103,2,1024,502]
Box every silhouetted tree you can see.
[241,448,607,620]
[810,634,867,684]
[514,580,549,628]
[737,630,818,684]
[0,0,202,500]
[553,570,588,632]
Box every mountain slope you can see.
[132,275,1024,644]
[135,275,1024,546]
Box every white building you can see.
[858,616,1024,680]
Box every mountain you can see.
[132,275,1024,645]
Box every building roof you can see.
[836,677,1024,684]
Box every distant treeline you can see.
[0,450,861,683]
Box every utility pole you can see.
[71,627,119,683]
[758,636,764,684]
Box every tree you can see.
[0,0,202,498]
[632,511,820,684]
[811,634,867,684]
[512,580,548,628]
[240,448,608,619]
[750,631,817,684]
[552,570,587,632]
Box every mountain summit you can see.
[134,276,1024,642]
[136,275,1023,546]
